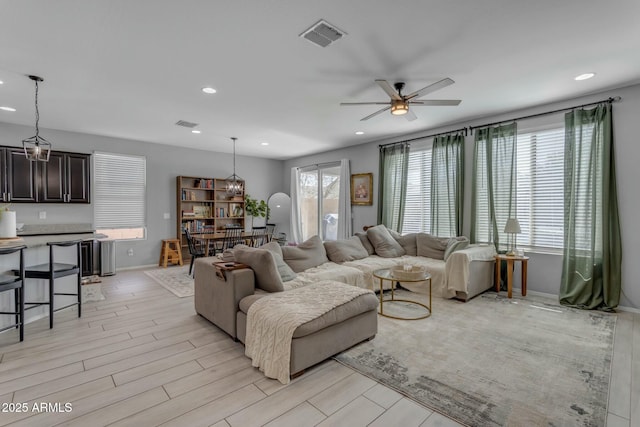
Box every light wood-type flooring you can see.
[0,268,637,426]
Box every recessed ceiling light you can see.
[191,130,201,134]
[202,87,217,94]
[355,131,364,135]
[0,106,16,112]
[575,73,595,81]
[260,142,269,146]
[0,80,4,85]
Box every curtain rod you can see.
[379,126,469,148]
[470,96,621,131]
[296,161,340,171]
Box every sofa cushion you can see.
[260,242,297,282]
[324,237,369,263]
[366,225,405,258]
[281,235,329,273]
[354,232,375,255]
[394,233,418,256]
[444,236,470,261]
[233,247,285,293]
[416,233,449,260]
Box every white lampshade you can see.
[504,218,521,234]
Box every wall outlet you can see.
[163,212,170,219]
[127,248,134,256]
[39,211,46,220]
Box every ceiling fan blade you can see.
[409,99,462,106]
[405,78,455,101]
[375,80,402,100]
[340,102,391,106]
[404,110,418,121]
[361,106,391,121]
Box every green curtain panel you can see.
[471,123,517,250]
[378,142,409,231]
[560,104,622,310]
[431,133,465,237]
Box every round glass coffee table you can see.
[373,268,432,320]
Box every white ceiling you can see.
[1,0,639,160]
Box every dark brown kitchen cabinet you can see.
[39,152,90,203]
[0,146,90,203]
[5,148,38,202]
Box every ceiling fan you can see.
[340,78,461,121]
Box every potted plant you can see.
[244,194,268,228]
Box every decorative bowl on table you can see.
[391,265,426,281]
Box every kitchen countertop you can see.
[1,232,107,249]
[17,223,96,237]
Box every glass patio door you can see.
[299,163,340,241]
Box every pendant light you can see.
[22,75,52,162]
[225,137,244,196]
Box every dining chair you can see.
[183,227,206,276]
[250,226,268,247]
[221,225,244,251]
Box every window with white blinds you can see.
[516,127,564,250]
[94,152,146,240]
[401,147,432,233]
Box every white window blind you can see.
[402,147,432,233]
[516,127,564,250]
[94,152,146,238]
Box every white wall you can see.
[284,83,640,309]
[0,122,286,268]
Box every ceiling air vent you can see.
[175,120,198,128]
[299,19,346,48]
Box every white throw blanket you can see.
[245,280,372,384]
[445,244,497,293]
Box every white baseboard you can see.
[116,263,158,272]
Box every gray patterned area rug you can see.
[144,266,194,297]
[335,291,616,427]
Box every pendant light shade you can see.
[225,137,244,196]
[22,75,51,162]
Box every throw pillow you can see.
[416,233,449,260]
[366,225,406,258]
[233,247,284,292]
[444,236,470,261]
[324,237,369,263]
[354,232,375,255]
[260,242,297,282]
[394,233,418,256]
[281,235,329,273]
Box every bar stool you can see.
[24,240,82,329]
[0,245,26,342]
[159,239,184,267]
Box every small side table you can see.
[494,254,529,298]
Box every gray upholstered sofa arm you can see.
[194,257,256,339]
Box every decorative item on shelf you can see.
[244,194,268,228]
[0,205,17,238]
[22,75,52,162]
[392,264,426,281]
[225,137,244,196]
[351,173,373,205]
[504,218,522,256]
[231,204,243,218]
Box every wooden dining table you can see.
[198,231,253,255]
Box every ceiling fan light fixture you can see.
[22,75,51,162]
[391,100,409,116]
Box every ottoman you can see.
[237,287,378,377]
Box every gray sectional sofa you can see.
[194,225,496,379]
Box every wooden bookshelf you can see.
[176,176,245,260]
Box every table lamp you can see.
[504,218,521,256]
